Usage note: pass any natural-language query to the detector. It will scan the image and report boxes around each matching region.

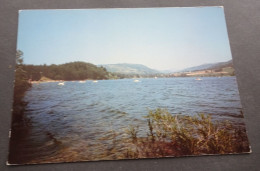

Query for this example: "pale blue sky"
[17,7,232,70]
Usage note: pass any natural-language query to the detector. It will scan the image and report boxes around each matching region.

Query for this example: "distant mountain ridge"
[180,60,233,72]
[100,60,233,76]
[100,63,160,75]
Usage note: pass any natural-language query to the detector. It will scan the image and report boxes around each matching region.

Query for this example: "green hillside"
[23,61,110,81]
[172,60,235,77]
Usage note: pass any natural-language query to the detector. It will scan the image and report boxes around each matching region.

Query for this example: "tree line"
[23,61,110,81]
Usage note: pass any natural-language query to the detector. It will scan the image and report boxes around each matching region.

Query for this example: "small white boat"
[79,80,86,83]
[58,82,65,86]
[134,79,140,82]
[154,77,158,79]
[93,80,98,83]
[195,78,202,81]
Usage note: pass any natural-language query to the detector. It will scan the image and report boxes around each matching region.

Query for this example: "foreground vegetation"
[124,108,250,158]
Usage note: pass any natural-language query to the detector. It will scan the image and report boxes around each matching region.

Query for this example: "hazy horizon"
[17,7,232,70]
[17,59,232,72]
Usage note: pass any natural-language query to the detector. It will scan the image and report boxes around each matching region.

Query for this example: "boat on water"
[58,82,65,86]
[78,80,86,83]
[134,79,140,82]
[195,78,202,81]
[93,80,98,83]
[154,77,158,79]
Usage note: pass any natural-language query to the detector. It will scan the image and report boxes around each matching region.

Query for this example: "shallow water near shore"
[9,77,247,164]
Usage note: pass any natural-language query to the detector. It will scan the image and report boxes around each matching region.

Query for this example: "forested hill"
[23,61,110,81]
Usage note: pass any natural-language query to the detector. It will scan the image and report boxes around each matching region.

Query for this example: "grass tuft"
[125,108,250,158]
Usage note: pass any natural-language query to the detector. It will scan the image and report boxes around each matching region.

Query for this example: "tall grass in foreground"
[125,108,250,158]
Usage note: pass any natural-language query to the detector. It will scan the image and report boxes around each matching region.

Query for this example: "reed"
[125,108,250,158]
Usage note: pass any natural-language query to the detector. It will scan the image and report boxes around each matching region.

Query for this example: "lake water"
[12,77,245,163]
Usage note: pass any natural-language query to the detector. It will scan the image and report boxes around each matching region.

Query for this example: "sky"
[17,7,232,70]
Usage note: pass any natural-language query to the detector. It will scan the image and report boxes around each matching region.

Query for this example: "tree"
[13,50,31,104]
[16,50,24,64]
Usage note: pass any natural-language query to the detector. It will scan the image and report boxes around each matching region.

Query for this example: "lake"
[12,77,245,163]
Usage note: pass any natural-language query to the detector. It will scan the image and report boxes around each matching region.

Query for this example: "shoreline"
[31,75,235,84]
[31,79,93,84]
[9,108,250,164]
